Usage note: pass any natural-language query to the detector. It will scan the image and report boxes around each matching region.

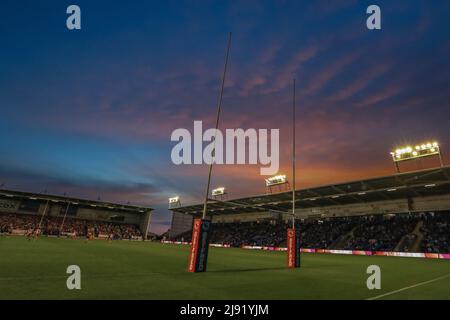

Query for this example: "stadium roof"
[0,189,153,214]
[171,166,450,216]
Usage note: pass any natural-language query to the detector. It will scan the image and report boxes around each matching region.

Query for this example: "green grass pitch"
[1,236,449,300]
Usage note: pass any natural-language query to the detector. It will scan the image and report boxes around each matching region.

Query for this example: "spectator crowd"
[421,213,450,253]
[341,214,419,251]
[0,212,142,240]
[3,210,448,252]
[173,212,450,253]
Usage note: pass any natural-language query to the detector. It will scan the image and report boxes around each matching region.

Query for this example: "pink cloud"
[300,49,363,96]
[332,63,391,101]
[264,45,320,95]
[357,84,403,108]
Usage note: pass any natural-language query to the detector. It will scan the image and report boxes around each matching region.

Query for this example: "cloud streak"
[1,1,450,234]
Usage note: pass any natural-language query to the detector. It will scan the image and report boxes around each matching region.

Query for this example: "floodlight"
[265,174,287,187]
[390,140,444,172]
[169,196,180,204]
[390,141,440,162]
[212,187,226,196]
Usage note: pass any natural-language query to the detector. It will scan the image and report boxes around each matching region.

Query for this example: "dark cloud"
[0,166,161,206]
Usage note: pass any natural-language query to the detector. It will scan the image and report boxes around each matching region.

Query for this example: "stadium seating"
[341,214,419,251]
[0,212,142,239]
[421,213,450,253]
[172,212,450,253]
[3,210,449,253]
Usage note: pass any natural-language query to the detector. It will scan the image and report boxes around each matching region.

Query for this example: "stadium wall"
[139,211,152,237]
[44,204,143,225]
[212,211,278,223]
[169,212,193,238]
[0,199,19,212]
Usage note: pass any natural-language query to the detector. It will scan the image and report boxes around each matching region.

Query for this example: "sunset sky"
[1,1,450,233]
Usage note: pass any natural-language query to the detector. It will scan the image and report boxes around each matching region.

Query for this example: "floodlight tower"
[390,141,444,173]
[187,33,232,273]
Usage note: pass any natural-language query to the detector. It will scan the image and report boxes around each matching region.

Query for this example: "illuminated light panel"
[390,141,440,162]
[212,187,226,196]
[168,196,180,204]
[265,174,287,187]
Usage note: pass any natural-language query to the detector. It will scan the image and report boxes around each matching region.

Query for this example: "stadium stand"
[421,212,450,253]
[170,166,450,253]
[0,189,153,239]
[341,214,420,251]
[0,213,142,239]
[171,212,449,253]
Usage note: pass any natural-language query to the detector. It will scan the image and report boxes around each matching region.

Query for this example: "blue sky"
[1,1,450,233]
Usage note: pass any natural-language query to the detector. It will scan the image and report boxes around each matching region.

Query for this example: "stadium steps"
[394,235,409,251]
[410,220,424,252]
[329,226,357,249]
[394,220,424,252]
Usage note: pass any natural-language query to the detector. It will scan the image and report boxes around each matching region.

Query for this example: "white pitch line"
[366,274,450,300]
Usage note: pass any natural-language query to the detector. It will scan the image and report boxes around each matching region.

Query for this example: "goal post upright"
[188,32,232,273]
[292,78,296,231]
[287,78,301,268]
